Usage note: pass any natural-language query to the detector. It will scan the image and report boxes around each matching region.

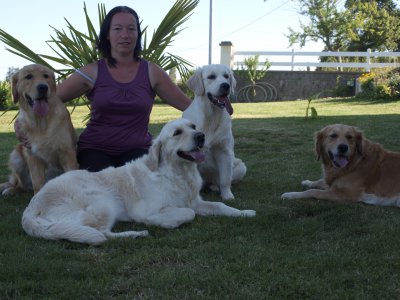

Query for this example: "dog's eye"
[207,74,216,80]
[346,135,353,140]
[223,73,229,79]
[25,74,33,80]
[330,133,338,138]
[43,74,50,79]
[191,124,196,130]
[173,129,182,136]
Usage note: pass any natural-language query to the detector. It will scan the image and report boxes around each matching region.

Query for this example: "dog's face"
[187,64,236,114]
[12,64,56,117]
[146,119,206,171]
[315,124,363,168]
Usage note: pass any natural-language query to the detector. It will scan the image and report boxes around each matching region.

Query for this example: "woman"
[56,6,192,171]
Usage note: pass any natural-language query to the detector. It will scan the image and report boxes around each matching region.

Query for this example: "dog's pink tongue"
[190,150,206,163]
[33,100,49,117]
[334,156,349,168]
[217,96,234,115]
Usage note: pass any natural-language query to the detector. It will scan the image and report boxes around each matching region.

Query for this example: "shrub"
[387,72,400,97]
[335,75,355,97]
[0,80,12,110]
[358,72,375,93]
[375,84,392,99]
[238,55,271,85]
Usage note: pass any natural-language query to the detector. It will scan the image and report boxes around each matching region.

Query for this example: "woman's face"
[108,12,138,55]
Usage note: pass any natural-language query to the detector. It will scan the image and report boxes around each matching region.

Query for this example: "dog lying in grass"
[22,118,256,245]
[282,124,400,207]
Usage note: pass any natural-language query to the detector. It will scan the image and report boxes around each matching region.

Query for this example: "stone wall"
[233,70,363,101]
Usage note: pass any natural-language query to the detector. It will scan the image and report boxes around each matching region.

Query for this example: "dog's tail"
[22,206,107,245]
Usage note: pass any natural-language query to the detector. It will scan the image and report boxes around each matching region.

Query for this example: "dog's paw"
[1,187,17,196]
[301,180,313,188]
[281,192,300,200]
[221,189,235,201]
[138,230,149,237]
[240,210,256,217]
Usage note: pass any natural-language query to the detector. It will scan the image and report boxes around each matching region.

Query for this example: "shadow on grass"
[317,97,400,105]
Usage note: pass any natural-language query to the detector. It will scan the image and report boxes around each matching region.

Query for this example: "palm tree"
[0,0,198,81]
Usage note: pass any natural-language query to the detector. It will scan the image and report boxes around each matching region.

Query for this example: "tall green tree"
[345,1,400,51]
[286,0,350,51]
[287,0,400,52]
[0,0,198,81]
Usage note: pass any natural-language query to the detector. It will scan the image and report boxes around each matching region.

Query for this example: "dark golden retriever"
[282,124,400,207]
[0,64,78,195]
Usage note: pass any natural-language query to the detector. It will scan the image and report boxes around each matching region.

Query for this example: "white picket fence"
[219,42,400,72]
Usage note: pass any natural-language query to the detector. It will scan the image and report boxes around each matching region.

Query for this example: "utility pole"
[208,0,212,64]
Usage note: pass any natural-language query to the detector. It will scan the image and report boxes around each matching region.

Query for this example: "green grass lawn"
[0,98,400,299]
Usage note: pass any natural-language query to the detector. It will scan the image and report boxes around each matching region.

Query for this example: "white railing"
[219,42,400,72]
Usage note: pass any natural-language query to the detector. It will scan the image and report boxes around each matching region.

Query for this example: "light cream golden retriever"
[22,119,256,245]
[0,64,78,195]
[183,64,246,201]
[282,124,400,206]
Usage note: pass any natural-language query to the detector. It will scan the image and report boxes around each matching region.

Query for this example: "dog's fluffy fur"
[0,64,78,195]
[22,119,256,245]
[282,124,400,206]
[183,64,246,200]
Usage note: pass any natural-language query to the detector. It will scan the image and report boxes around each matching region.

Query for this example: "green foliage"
[375,84,392,99]
[386,71,400,97]
[0,0,199,81]
[334,75,355,97]
[288,0,400,52]
[0,80,12,110]
[287,0,350,51]
[238,55,271,85]
[305,91,323,119]
[356,68,400,100]
[345,1,400,51]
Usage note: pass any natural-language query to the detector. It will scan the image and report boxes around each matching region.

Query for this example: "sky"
[0,0,324,80]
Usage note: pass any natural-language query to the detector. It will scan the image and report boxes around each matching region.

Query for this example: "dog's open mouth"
[207,93,234,115]
[178,147,205,163]
[329,151,349,168]
[26,94,49,117]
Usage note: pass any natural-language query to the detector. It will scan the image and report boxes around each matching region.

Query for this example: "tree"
[287,0,400,52]
[286,0,350,52]
[345,1,400,51]
[5,67,19,82]
[0,0,198,81]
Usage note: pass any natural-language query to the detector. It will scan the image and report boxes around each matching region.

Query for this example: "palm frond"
[0,29,53,70]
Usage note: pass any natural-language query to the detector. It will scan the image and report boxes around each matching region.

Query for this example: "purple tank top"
[78,59,155,155]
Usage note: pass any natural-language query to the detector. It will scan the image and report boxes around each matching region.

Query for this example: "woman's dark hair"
[97,6,142,66]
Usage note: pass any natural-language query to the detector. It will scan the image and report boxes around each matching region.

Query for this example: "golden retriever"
[22,119,256,245]
[282,124,400,207]
[0,64,78,195]
[183,64,246,201]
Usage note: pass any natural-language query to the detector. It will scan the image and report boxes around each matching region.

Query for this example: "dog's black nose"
[338,143,348,153]
[220,83,230,93]
[37,84,48,98]
[195,132,205,148]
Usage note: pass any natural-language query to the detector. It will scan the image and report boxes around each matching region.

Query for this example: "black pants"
[77,148,148,172]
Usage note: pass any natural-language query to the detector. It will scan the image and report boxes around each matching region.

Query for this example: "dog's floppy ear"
[11,72,20,104]
[146,139,162,172]
[355,129,363,156]
[229,69,237,94]
[187,68,204,96]
[49,71,57,94]
[314,130,325,161]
